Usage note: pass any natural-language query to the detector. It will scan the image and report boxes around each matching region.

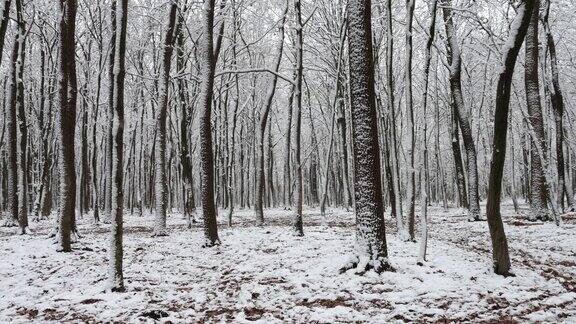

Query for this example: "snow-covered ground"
[1,201,575,323]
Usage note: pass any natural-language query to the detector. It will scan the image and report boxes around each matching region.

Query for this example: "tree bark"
[524,0,549,220]
[109,0,128,292]
[342,0,390,273]
[153,0,178,236]
[255,1,288,225]
[199,0,221,246]
[57,0,79,252]
[293,0,304,237]
[486,0,534,275]
[441,0,481,220]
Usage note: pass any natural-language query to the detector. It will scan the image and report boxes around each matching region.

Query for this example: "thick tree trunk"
[486,0,534,275]
[109,0,128,292]
[57,0,79,252]
[524,0,549,220]
[342,0,390,274]
[15,0,27,234]
[199,0,220,247]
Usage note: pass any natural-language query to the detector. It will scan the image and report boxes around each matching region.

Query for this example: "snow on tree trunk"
[198,0,221,247]
[0,0,11,64]
[441,0,481,221]
[4,14,19,228]
[153,0,178,237]
[57,0,79,252]
[109,0,128,292]
[342,0,390,274]
[293,0,304,237]
[525,0,550,221]
[16,0,28,234]
[404,0,417,241]
[255,1,287,225]
[486,0,535,276]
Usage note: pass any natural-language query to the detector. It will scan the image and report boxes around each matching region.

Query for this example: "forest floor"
[0,201,575,323]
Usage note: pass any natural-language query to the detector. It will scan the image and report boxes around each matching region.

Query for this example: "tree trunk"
[255,1,287,225]
[524,0,549,220]
[293,0,304,237]
[57,0,79,252]
[342,0,390,274]
[486,0,534,275]
[542,0,571,211]
[199,0,220,247]
[109,0,128,292]
[441,0,481,221]
[404,0,416,241]
[153,0,178,236]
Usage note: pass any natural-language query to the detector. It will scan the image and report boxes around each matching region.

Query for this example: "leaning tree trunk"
[441,0,481,221]
[524,0,549,221]
[198,0,220,247]
[153,0,178,236]
[57,0,79,252]
[342,0,390,274]
[293,0,304,237]
[109,0,128,292]
[450,102,468,208]
[486,0,534,276]
[255,1,287,225]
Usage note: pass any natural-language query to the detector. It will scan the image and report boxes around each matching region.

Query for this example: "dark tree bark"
[255,2,287,225]
[109,0,128,292]
[0,0,11,65]
[57,0,79,252]
[524,0,549,220]
[342,0,390,273]
[441,0,481,220]
[15,0,27,234]
[154,0,178,236]
[404,0,416,241]
[198,0,220,247]
[293,0,304,237]
[541,0,572,211]
[4,2,19,228]
[450,102,468,209]
[486,0,534,275]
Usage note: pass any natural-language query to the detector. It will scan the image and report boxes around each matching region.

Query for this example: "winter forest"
[0,0,575,321]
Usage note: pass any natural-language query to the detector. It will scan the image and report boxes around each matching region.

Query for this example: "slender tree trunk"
[255,2,287,224]
[4,9,19,228]
[418,0,437,262]
[109,0,128,292]
[441,0,481,220]
[153,0,178,236]
[293,0,304,236]
[404,0,416,241]
[16,0,27,234]
[0,0,11,65]
[486,0,534,275]
[450,102,468,208]
[542,0,571,211]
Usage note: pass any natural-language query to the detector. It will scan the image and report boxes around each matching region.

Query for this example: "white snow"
[0,202,575,322]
